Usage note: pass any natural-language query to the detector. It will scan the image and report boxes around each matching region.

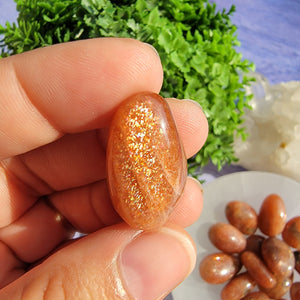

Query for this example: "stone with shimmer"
[107,92,187,230]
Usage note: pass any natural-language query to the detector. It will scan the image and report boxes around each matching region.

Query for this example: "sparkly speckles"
[107,92,187,230]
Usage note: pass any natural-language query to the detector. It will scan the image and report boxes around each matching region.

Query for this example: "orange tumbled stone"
[107,92,187,230]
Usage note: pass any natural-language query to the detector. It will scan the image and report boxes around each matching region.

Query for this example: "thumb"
[0,223,196,300]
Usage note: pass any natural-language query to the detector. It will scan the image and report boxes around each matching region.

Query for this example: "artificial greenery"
[0,0,255,174]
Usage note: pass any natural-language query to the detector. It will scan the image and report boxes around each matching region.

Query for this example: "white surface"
[173,171,300,300]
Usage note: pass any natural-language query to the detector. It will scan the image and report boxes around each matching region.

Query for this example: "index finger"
[0,38,163,160]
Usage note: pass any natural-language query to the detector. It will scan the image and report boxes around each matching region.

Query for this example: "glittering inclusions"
[107,92,187,230]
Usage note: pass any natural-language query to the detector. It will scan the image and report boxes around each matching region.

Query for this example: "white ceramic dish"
[172,171,300,300]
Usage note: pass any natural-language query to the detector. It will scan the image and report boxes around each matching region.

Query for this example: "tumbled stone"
[241,251,276,289]
[107,92,187,230]
[258,194,287,237]
[208,222,246,253]
[282,216,300,249]
[261,237,295,278]
[199,252,241,284]
[225,201,258,235]
[291,282,300,300]
[221,272,257,300]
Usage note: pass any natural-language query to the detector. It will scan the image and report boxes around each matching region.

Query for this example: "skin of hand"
[0,38,208,300]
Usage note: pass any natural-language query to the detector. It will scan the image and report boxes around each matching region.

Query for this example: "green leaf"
[0,0,254,176]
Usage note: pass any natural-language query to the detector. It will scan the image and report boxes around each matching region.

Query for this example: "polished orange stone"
[107,92,187,230]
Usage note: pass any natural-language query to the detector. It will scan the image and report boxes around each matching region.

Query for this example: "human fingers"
[167,98,208,158]
[0,37,163,160]
[168,177,204,227]
[0,175,202,263]
[3,98,207,191]
[0,241,25,288]
[0,37,162,227]
[0,98,207,227]
[0,200,73,263]
[0,223,196,300]
[49,176,203,234]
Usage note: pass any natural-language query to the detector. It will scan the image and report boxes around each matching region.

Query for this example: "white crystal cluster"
[234,72,300,182]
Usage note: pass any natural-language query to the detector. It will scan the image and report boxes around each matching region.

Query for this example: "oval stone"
[107,92,187,230]
[221,272,257,300]
[261,237,295,278]
[241,251,276,289]
[225,201,258,235]
[282,216,300,249]
[291,282,300,300]
[258,194,287,237]
[199,252,241,284]
[208,222,247,253]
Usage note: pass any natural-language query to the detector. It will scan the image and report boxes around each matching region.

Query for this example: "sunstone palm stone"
[107,92,187,230]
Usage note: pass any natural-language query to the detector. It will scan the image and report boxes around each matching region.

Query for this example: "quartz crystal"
[107,92,187,230]
[234,72,300,181]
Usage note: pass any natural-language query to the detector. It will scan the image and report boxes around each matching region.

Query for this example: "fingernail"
[120,227,196,300]
[183,99,204,112]
[143,42,160,57]
[189,176,203,193]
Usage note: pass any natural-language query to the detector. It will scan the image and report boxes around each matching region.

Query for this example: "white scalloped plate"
[172,171,300,300]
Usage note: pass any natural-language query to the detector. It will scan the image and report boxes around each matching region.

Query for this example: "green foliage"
[0,0,255,173]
